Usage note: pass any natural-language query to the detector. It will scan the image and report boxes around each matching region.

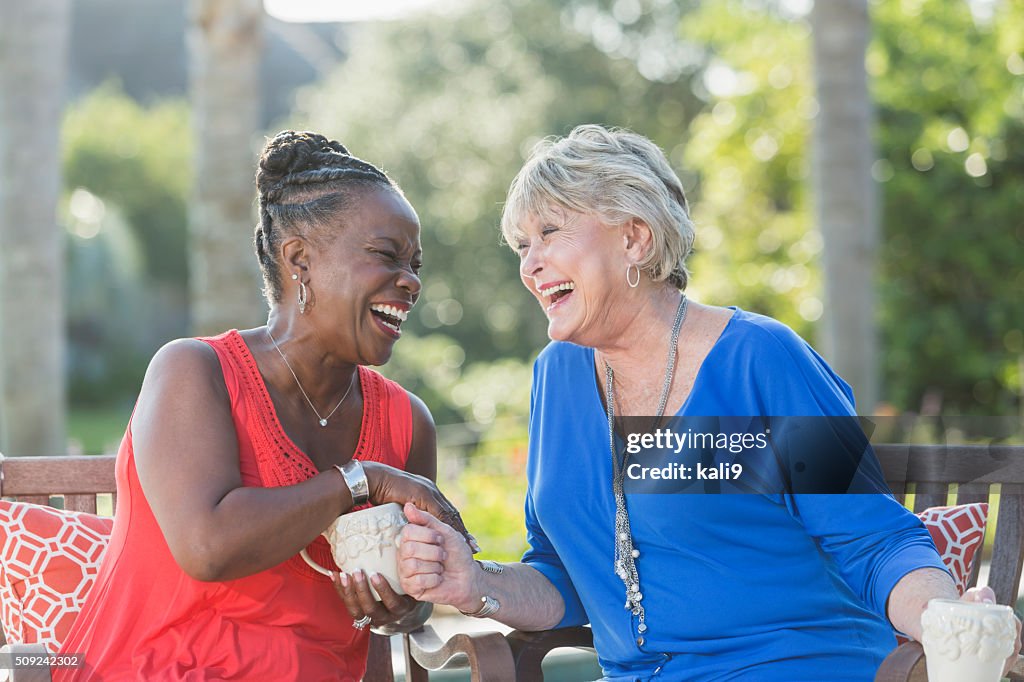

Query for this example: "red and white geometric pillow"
[917,502,988,595]
[0,500,112,652]
[886,502,989,645]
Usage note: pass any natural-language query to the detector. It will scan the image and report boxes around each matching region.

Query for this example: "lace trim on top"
[219,330,391,579]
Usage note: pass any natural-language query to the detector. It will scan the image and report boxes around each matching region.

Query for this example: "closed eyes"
[372,248,421,273]
[516,226,559,253]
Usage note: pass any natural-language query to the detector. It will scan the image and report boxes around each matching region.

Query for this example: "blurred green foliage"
[681,3,821,334]
[675,0,1024,415]
[62,82,192,404]
[68,405,130,455]
[870,0,1024,414]
[63,81,191,283]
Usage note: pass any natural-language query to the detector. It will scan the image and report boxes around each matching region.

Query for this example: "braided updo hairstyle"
[254,130,398,304]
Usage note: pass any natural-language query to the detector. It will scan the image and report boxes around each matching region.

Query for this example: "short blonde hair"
[501,124,694,290]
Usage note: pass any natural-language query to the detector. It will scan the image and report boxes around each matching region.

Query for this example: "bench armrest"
[505,626,594,682]
[875,640,1024,682]
[874,641,925,681]
[404,624,515,681]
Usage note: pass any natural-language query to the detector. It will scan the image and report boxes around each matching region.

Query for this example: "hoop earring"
[297,280,309,314]
[626,263,641,288]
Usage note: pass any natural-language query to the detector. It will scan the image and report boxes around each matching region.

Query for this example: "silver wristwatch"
[336,460,369,506]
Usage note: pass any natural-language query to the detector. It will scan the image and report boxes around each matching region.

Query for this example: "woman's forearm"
[886,567,958,640]
[458,562,566,631]
[181,470,351,581]
[399,505,567,630]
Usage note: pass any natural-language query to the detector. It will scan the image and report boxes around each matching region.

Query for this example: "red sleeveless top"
[55,330,413,681]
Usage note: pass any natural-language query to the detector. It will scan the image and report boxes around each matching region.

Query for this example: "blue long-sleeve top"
[521,308,946,681]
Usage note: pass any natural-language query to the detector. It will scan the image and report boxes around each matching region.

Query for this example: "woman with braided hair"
[54,131,473,681]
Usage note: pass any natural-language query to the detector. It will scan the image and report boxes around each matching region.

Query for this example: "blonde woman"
[396,125,1021,681]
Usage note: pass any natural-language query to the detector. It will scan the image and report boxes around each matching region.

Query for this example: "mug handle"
[299,548,333,577]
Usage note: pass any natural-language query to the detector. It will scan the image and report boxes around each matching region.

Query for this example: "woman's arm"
[133,339,351,582]
[404,392,437,481]
[133,340,466,583]
[399,504,565,631]
[885,567,958,640]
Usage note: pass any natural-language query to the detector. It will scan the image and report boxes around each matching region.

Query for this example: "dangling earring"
[293,273,309,314]
[626,263,641,288]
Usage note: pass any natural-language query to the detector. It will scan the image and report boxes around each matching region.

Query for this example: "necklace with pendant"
[267,328,355,427]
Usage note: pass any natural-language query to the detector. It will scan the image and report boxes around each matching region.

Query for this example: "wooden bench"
[0,453,516,682]
[505,443,1024,682]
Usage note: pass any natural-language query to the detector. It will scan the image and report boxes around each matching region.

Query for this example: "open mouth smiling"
[539,281,575,312]
[370,303,409,337]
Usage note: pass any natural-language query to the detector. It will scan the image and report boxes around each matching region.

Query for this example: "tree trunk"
[0,0,70,457]
[810,0,880,412]
[187,0,266,336]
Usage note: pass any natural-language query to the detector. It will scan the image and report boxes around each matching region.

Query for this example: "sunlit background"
[2,0,1023,566]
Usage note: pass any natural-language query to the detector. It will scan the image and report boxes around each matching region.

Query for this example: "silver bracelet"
[335,460,369,506]
[459,595,500,618]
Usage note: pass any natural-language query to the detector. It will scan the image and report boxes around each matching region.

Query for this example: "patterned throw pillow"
[917,503,989,595]
[890,503,989,645]
[0,500,112,651]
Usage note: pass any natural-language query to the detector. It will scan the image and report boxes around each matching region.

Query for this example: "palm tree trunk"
[187,0,266,336]
[810,0,880,412]
[0,0,70,456]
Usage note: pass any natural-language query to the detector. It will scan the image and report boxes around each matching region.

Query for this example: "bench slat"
[15,495,50,506]
[989,488,1024,606]
[912,483,948,513]
[1,456,116,497]
[63,494,97,514]
[876,444,1024,485]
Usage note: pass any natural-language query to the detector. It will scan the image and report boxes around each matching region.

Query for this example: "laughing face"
[310,187,422,366]
[516,209,629,346]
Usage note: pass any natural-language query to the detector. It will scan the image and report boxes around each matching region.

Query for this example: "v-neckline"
[589,306,739,420]
[231,329,371,474]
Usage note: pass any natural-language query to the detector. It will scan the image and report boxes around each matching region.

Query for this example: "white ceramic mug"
[921,598,1017,682]
[300,502,408,599]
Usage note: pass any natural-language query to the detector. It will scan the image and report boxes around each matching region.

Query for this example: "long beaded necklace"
[605,294,688,644]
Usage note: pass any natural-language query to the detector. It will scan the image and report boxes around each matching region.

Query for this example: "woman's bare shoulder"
[141,337,227,400]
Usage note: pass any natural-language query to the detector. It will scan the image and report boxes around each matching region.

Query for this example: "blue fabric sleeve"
[754,319,948,621]
[789,494,949,621]
[521,487,589,628]
[519,351,588,628]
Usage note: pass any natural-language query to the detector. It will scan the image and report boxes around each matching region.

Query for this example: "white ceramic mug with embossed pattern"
[921,598,1017,682]
[300,502,408,599]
